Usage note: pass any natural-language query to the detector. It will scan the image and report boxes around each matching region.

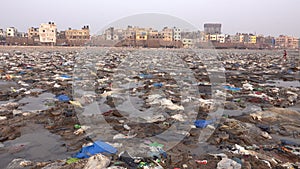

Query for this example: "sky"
[1,0,299,37]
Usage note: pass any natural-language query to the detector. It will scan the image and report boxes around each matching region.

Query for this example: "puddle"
[264,80,300,88]
[0,81,18,92]
[0,124,71,169]
[18,92,55,112]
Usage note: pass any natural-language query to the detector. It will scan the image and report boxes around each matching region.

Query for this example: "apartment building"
[65,26,90,46]
[173,27,181,41]
[161,27,173,41]
[6,27,18,37]
[39,22,57,44]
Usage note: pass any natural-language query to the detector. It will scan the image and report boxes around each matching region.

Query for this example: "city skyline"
[0,0,299,37]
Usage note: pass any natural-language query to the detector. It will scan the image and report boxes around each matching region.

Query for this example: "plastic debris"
[74,140,117,159]
[84,154,110,169]
[55,94,70,102]
[194,119,214,128]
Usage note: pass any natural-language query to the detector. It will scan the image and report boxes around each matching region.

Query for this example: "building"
[173,27,181,41]
[136,28,148,41]
[249,35,257,44]
[28,27,39,39]
[113,29,124,41]
[148,30,163,40]
[276,35,299,49]
[209,34,217,42]
[6,27,18,37]
[0,29,4,37]
[0,29,5,45]
[161,27,173,41]
[182,38,193,48]
[105,27,114,40]
[124,26,136,40]
[217,34,226,43]
[204,23,222,34]
[39,22,57,45]
[65,26,90,46]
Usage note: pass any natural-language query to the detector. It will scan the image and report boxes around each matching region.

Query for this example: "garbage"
[223,85,241,92]
[0,116,7,120]
[74,124,81,129]
[6,158,33,169]
[55,94,70,102]
[153,82,163,88]
[194,119,214,128]
[66,158,80,164]
[70,100,83,107]
[1,48,300,168]
[195,160,208,165]
[84,154,111,169]
[74,140,117,159]
[217,158,242,169]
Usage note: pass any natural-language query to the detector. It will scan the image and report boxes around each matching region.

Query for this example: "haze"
[1,0,299,37]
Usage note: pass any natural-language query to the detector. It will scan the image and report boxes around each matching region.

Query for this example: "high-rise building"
[204,23,222,34]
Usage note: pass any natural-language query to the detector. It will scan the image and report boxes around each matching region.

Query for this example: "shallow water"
[264,80,300,88]
[0,124,72,169]
[18,92,55,112]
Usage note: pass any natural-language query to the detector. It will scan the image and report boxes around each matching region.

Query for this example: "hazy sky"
[1,0,299,37]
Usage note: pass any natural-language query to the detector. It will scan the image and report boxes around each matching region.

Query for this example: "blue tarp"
[55,94,70,102]
[194,119,214,128]
[74,140,117,159]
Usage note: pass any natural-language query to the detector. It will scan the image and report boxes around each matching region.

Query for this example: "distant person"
[283,50,287,60]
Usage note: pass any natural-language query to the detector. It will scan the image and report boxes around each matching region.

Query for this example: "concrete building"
[204,23,222,34]
[124,26,136,40]
[65,26,90,46]
[136,28,148,41]
[173,27,181,41]
[182,38,193,48]
[209,34,217,42]
[28,27,39,39]
[161,27,173,41]
[149,30,163,40]
[0,29,5,37]
[6,27,18,37]
[105,27,114,40]
[0,29,5,45]
[39,22,57,44]
[217,34,226,43]
[113,28,124,41]
[249,35,257,44]
[276,35,299,49]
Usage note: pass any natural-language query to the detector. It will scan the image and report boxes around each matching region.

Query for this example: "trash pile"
[1,47,300,169]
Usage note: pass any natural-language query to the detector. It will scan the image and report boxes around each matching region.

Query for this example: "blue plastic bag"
[61,75,72,79]
[223,85,241,92]
[55,94,70,102]
[153,82,163,88]
[194,119,214,128]
[74,140,117,159]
